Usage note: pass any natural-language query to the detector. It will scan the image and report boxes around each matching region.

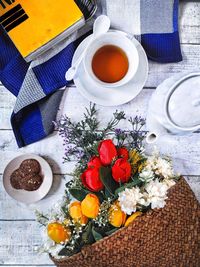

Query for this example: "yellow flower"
[63,218,71,226]
[129,149,145,174]
[138,162,146,173]
[69,201,88,225]
[47,222,71,243]
[81,194,100,219]
[108,201,127,228]
[125,211,142,227]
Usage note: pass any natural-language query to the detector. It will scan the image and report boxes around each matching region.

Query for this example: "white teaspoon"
[65,15,110,81]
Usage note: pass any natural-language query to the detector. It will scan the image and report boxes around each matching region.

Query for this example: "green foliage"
[100,166,118,198]
[35,210,49,226]
[127,116,146,151]
[93,199,112,227]
[81,221,94,245]
[58,247,79,257]
[57,104,126,165]
[69,187,90,201]
[115,177,143,195]
[105,228,118,236]
[92,227,103,241]
[102,110,126,135]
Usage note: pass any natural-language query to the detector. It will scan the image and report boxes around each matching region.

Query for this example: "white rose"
[154,158,174,179]
[118,187,143,215]
[144,179,169,209]
[139,169,154,182]
[145,153,174,179]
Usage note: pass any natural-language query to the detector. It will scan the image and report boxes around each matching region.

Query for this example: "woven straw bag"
[51,177,200,267]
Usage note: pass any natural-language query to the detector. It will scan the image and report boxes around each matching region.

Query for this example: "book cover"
[0,0,86,61]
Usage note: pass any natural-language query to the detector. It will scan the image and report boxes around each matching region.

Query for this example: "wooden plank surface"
[0,174,69,220]
[0,221,53,265]
[0,0,200,266]
[179,1,200,44]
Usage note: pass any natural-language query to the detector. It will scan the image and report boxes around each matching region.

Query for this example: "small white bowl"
[3,154,53,204]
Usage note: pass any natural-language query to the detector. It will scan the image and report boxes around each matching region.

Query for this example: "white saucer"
[3,154,53,204]
[72,30,148,106]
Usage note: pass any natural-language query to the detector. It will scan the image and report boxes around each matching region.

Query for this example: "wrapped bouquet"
[36,105,199,267]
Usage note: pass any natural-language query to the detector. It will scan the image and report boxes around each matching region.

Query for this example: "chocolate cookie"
[20,159,41,175]
[10,169,23,189]
[19,174,43,191]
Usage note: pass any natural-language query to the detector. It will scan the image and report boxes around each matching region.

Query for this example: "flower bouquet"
[36,105,200,267]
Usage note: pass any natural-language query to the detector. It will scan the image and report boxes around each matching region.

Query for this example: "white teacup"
[83,32,139,88]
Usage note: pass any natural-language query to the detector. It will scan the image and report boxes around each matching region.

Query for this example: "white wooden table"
[1,1,200,266]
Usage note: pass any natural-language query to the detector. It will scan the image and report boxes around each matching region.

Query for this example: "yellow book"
[0,0,86,61]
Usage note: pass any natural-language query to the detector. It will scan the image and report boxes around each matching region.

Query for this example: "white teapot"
[146,72,200,143]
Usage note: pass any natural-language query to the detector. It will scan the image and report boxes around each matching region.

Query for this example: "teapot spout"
[146,132,158,144]
[146,121,168,144]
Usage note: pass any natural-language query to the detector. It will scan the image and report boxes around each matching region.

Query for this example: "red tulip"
[98,139,117,166]
[117,147,129,160]
[81,168,104,192]
[112,158,131,183]
[87,156,102,169]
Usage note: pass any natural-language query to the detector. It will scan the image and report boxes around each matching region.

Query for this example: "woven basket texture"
[51,177,200,267]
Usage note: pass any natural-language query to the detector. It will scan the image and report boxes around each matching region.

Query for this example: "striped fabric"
[0,0,182,147]
[104,0,182,62]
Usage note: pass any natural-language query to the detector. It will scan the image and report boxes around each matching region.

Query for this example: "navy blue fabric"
[141,32,182,63]
[173,0,179,32]
[11,104,46,146]
[141,0,182,63]
[0,26,30,96]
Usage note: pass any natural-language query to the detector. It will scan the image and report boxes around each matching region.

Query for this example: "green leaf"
[69,187,90,201]
[95,191,105,202]
[105,188,112,198]
[58,247,78,257]
[115,178,142,196]
[92,227,103,241]
[105,228,118,236]
[81,221,94,245]
[100,166,118,197]
[69,186,105,202]
[61,206,69,216]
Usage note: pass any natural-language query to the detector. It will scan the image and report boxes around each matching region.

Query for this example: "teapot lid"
[167,73,200,128]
